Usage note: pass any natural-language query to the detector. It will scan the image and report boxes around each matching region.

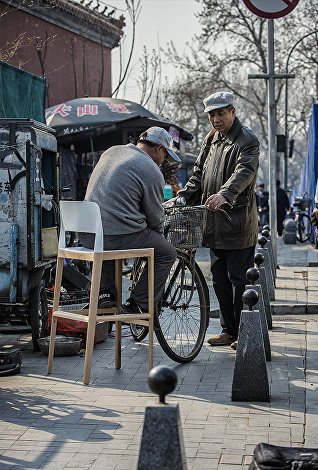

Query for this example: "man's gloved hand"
[310,207,318,225]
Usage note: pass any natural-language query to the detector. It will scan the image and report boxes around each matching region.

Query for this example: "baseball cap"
[203,91,234,113]
[139,126,181,163]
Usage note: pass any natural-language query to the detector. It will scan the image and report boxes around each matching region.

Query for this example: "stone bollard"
[257,236,275,301]
[246,267,271,361]
[137,365,187,470]
[232,289,270,402]
[282,218,297,244]
[254,252,272,330]
[261,229,276,285]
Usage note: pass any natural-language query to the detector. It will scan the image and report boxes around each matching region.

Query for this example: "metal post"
[284,77,289,190]
[90,136,97,168]
[267,20,277,261]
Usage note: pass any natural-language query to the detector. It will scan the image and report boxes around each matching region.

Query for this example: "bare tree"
[112,0,141,97]
[138,47,160,107]
[0,0,56,63]
[160,0,318,189]
[0,32,31,63]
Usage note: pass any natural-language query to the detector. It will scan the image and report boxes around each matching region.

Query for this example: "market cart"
[0,118,59,350]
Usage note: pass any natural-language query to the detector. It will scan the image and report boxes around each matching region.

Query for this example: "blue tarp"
[298,102,318,244]
[298,102,318,206]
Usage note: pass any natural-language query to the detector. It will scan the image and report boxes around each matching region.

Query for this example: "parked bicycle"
[129,198,211,363]
[293,194,312,243]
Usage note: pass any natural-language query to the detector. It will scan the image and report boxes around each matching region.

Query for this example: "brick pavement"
[272,237,318,314]
[0,239,317,469]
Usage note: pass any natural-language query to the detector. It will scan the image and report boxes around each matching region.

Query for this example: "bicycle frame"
[129,203,211,362]
[161,249,198,309]
[129,249,199,308]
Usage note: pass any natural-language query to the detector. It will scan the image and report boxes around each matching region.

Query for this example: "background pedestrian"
[276,179,290,236]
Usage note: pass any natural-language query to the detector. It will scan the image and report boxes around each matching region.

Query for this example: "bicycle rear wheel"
[155,251,209,363]
[296,214,312,243]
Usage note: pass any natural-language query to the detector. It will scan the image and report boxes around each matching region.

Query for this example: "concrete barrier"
[232,289,270,402]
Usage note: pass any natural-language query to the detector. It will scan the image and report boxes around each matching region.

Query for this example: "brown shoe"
[230,340,238,350]
[207,332,235,346]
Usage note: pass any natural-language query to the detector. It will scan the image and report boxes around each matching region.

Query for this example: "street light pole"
[267,20,277,259]
[248,23,294,257]
[284,30,318,190]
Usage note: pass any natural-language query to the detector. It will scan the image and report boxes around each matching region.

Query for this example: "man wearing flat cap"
[178,91,259,348]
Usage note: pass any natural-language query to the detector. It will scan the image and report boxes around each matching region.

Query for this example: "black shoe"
[121,298,143,314]
[98,290,116,308]
[121,298,160,331]
[82,289,116,312]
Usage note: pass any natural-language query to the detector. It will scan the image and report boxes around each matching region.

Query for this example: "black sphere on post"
[258,235,267,248]
[254,252,265,267]
[263,224,270,232]
[242,289,259,311]
[148,365,178,404]
[246,267,260,285]
[261,229,270,239]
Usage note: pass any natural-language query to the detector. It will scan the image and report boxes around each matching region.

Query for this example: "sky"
[110,0,202,102]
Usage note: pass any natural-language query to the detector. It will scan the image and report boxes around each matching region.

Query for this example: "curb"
[210,304,318,318]
[272,303,318,315]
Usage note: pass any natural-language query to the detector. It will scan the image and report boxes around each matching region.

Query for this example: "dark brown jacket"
[178,117,259,249]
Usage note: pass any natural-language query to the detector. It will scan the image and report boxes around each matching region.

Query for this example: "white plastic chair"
[47,201,154,385]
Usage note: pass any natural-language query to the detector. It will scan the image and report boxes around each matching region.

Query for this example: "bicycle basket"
[301,194,312,211]
[164,206,207,249]
[294,195,312,211]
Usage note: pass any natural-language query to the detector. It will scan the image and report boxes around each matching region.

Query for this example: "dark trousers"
[80,228,176,311]
[277,213,286,236]
[210,246,255,338]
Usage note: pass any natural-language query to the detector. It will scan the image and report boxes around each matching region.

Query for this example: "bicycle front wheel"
[296,214,312,243]
[155,251,209,363]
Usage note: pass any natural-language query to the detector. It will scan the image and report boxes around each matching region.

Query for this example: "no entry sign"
[243,0,300,19]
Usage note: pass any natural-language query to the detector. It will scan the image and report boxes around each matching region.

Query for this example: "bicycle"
[129,202,211,363]
[293,195,312,243]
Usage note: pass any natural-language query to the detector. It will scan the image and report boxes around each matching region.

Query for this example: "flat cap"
[203,91,234,113]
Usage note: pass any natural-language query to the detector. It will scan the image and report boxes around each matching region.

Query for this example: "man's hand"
[205,193,227,211]
[310,208,318,226]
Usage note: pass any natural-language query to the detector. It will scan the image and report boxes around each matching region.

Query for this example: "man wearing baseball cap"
[81,126,178,318]
[177,91,260,349]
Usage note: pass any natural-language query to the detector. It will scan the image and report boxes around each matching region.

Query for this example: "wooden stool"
[47,201,154,385]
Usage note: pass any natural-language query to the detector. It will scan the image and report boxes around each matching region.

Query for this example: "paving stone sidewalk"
[0,239,317,469]
[196,237,318,315]
[272,237,318,314]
